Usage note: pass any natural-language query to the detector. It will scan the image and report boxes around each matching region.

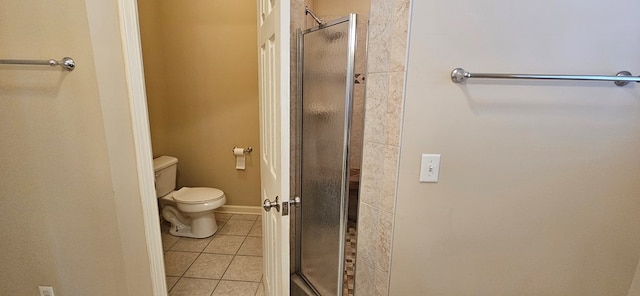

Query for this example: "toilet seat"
[173,187,225,204]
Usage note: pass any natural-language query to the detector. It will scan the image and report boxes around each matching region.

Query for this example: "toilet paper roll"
[234,147,246,170]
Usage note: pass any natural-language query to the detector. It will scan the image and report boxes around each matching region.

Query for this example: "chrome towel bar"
[0,57,75,71]
[451,68,640,87]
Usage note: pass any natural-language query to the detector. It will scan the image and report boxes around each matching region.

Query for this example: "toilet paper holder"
[233,146,253,154]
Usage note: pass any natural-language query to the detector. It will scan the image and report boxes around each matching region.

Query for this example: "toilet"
[153,156,226,238]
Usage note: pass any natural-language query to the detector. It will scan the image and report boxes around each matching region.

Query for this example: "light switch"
[419,154,441,183]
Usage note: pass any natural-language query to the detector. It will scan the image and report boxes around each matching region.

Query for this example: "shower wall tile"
[367,0,393,73]
[390,0,411,73]
[350,84,366,169]
[381,145,400,212]
[363,72,405,147]
[385,72,405,146]
[356,0,410,295]
[360,143,399,213]
[356,16,369,75]
[360,142,384,207]
[357,202,376,266]
[363,73,390,145]
[354,260,390,296]
[367,0,411,74]
[357,202,394,272]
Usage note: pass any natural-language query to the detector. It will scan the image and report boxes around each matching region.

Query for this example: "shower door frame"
[293,13,357,296]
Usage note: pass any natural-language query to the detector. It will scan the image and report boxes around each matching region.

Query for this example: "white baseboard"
[215,205,263,215]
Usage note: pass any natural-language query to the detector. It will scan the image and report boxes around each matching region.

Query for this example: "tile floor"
[161,212,265,296]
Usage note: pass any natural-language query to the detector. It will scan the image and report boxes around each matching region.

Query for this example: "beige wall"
[0,0,150,295]
[314,0,370,17]
[390,1,640,295]
[139,0,262,207]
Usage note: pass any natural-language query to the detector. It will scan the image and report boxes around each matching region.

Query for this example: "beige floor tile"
[162,232,180,250]
[164,251,199,276]
[217,220,255,236]
[168,278,218,296]
[170,236,213,252]
[166,276,179,291]
[214,212,233,221]
[212,280,259,296]
[255,283,265,296]
[223,255,263,282]
[203,235,246,254]
[230,214,260,221]
[237,236,263,256]
[248,221,262,237]
[184,253,234,279]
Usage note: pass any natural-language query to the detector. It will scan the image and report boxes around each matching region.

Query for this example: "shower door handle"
[263,196,280,212]
[281,196,301,216]
[289,196,301,207]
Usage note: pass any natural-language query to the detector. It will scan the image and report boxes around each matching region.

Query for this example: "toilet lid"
[173,187,225,204]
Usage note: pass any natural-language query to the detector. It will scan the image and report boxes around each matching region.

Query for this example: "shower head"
[305,6,324,26]
[321,30,344,41]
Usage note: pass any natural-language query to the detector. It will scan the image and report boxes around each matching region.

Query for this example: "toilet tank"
[153,156,178,198]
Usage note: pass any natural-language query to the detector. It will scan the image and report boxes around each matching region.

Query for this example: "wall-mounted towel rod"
[0,57,75,71]
[451,68,640,87]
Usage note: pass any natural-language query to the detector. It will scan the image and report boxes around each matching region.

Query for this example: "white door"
[257,0,290,295]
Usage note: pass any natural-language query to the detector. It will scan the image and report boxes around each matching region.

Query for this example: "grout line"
[218,242,241,282]
[181,252,203,278]
[208,280,219,296]
[237,235,249,256]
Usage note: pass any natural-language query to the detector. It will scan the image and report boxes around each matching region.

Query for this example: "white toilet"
[153,156,226,238]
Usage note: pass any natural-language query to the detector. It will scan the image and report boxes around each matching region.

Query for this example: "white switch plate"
[39,286,55,296]
[420,154,441,183]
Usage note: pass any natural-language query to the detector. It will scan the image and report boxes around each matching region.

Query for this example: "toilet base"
[162,205,219,239]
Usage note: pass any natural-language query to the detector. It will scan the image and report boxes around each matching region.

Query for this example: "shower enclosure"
[291,14,360,296]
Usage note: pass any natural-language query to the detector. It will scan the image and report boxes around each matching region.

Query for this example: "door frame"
[115,1,293,295]
[116,0,169,294]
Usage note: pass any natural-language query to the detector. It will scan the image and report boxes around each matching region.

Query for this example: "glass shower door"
[298,14,357,296]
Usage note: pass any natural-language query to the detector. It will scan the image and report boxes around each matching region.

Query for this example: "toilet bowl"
[154,156,226,238]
